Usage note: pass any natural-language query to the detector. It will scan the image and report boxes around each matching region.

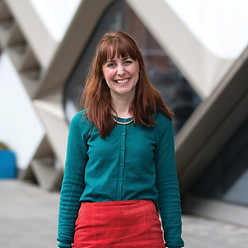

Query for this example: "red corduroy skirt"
[72,199,165,248]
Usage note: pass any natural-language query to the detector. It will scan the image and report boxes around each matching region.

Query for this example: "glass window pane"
[190,120,248,206]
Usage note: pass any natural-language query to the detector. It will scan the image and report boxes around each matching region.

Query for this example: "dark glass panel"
[190,119,248,206]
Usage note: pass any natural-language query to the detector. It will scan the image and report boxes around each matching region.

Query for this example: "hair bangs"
[100,37,138,65]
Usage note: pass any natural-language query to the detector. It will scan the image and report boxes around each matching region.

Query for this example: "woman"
[58,30,184,248]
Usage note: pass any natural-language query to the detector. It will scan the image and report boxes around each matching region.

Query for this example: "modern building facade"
[0,0,247,227]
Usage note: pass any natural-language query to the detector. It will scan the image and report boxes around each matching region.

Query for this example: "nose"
[117,64,125,76]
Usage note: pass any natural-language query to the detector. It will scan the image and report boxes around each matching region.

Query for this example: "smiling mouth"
[115,79,129,84]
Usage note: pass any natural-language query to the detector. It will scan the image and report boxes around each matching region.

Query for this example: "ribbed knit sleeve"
[57,111,90,248]
[154,113,184,248]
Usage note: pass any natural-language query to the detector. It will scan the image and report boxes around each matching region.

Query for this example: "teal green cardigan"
[58,110,184,248]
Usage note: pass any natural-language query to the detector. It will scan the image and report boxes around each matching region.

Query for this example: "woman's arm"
[57,112,89,248]
[154,114,184,248]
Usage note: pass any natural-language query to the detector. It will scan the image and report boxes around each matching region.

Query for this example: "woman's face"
[102,55,139,99]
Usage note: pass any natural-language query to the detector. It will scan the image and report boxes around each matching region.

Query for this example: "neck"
[111,93,134,118]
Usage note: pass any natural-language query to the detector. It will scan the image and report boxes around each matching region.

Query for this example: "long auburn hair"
[80,30,173,138]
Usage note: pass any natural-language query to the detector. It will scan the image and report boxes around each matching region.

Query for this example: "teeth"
[116,79,128,84]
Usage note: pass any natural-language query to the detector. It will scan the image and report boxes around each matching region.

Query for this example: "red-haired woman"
[58,30,184,248]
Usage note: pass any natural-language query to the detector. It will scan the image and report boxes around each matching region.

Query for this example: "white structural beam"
[33,90,69,168]
[126,0,235,99]
[35,0,114,98]
[175,45,248,192]
[5,0,58,69]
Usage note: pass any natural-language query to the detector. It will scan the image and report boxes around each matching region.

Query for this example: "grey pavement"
[0,180,248,248]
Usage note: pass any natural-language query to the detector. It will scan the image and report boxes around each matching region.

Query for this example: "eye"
[106,62,116,68]
[123,57,134,65]
[124,60,133,65]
